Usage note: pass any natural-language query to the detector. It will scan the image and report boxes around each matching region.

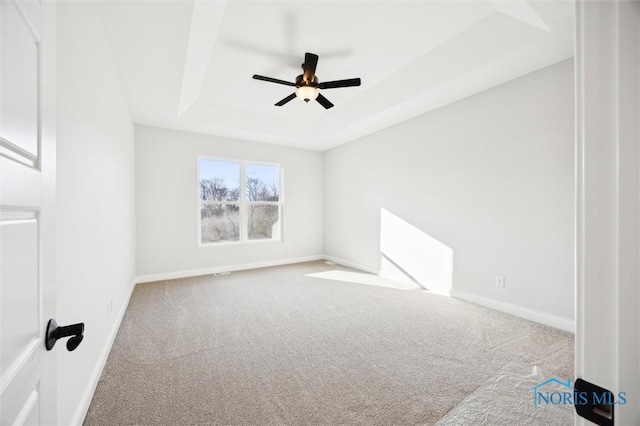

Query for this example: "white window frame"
[197,156,284,247]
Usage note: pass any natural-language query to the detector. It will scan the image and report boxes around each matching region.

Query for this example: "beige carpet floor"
[84,261,574,425]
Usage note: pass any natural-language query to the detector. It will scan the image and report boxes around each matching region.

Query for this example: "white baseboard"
[450,289,575,333]
[135,255,324,284]
[70,278,136,426]
[321,255,380,275]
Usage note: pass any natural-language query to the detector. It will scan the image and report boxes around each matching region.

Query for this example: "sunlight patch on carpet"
[306,270,421,290]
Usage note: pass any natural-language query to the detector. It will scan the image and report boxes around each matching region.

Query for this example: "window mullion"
[280,165,284,241]
[240,161,247,242]
[202,201,236,206]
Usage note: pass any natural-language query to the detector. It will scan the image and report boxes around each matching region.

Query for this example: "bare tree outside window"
[246,163,281,240]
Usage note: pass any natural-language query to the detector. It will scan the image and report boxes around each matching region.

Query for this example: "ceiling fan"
[252,52,361,109]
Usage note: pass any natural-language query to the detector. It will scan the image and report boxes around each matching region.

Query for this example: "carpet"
[84,261,574,425]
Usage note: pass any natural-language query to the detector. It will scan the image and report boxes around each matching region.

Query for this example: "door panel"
[1,211,39,377]
[0,0,39,161]
[1,355,41,425]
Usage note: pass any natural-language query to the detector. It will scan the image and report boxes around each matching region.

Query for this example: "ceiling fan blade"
[316,93,334,109]
[275,93,297,106]
[302,52,319,83]
[318,78,361,89]
[253,74,296,87]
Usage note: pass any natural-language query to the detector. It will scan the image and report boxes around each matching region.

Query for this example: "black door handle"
[574,378,615,426]
[45,318,84,351]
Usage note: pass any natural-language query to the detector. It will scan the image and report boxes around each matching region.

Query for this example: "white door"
[575,0,640,425]
[0,0,57,424]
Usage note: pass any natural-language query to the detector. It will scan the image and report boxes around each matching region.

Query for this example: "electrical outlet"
[106,298,114,318]
[496,276,505,288]
[288,244,293,252]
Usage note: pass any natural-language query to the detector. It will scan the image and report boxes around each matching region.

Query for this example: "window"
[198,158,282,245]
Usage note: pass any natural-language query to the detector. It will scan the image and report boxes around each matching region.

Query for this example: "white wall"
[135,125,323,278]
[56,3,136,424]
[323,59,575,321]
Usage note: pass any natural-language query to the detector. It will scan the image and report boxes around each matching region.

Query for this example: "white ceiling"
[99,0,574,151]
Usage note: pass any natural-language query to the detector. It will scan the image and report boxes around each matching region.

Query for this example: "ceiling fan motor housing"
[295,74,318,87]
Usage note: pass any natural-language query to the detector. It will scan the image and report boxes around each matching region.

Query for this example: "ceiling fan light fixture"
[296,86,319,102]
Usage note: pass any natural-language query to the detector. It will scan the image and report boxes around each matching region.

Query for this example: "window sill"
[198,238,283,248]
